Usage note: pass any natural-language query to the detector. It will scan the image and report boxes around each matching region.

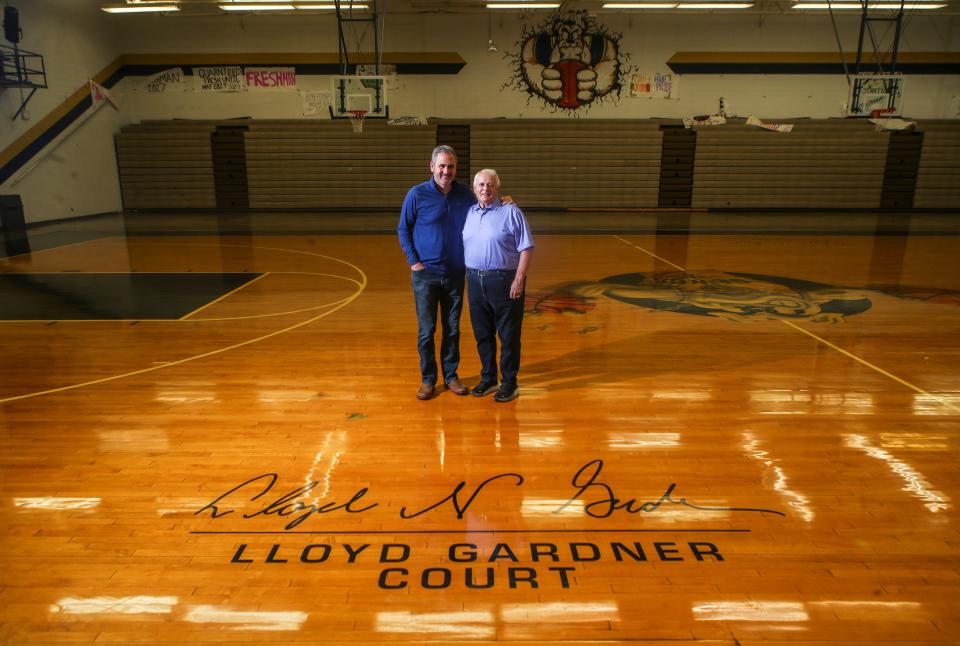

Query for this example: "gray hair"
[473,168,501,188]
[431,145,457,164]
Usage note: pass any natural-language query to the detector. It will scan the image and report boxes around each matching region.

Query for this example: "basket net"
[349,110,368,133]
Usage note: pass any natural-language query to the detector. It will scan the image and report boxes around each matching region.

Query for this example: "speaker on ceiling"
[4,6,21,45]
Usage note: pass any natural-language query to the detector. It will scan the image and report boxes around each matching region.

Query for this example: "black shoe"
[493,383,518,403]
[472,380,498,397]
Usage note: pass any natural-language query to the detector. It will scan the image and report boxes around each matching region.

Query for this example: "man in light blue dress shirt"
[463,169,535,403]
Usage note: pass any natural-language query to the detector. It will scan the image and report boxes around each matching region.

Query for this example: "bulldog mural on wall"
[507,10,630,112]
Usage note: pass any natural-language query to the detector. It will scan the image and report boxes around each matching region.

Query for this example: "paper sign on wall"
[300,91,332,116]
[244,67,297,90]
[197,66,244,92]
[630,72,677,99]
[89,80,120,109]
[142,68,184,93]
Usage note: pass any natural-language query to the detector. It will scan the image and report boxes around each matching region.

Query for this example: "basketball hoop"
[348,110,368,133]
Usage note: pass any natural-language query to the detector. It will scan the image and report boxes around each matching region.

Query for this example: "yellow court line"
[0,294,356,324]
[778,319,960,414]
[0,238,113,263]
[0,273,366,405]
[180,272,271,320]
[0,271,363,323]
[612,235,686,272]
[611,234,959,415]
[0,244,369,405]
[191,295,355,322]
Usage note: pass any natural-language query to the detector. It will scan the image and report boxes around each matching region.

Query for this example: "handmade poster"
[630,72,676,99]
[141,68,184,93]
[197,66,244,92]
[244,67,297,90]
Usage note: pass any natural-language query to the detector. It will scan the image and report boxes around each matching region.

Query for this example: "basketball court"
[1,210,959,644]
[1,0,959,643]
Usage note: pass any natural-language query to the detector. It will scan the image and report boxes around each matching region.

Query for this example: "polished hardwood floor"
[0,212,958,645]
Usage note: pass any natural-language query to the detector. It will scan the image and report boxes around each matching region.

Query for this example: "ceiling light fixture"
[486,3,562,8]
[101,4,180,12]
[792,1,944,7]
[603,3,681,7]
[676,2,754,7]
[220,3,295,10]
[294,3,369,8]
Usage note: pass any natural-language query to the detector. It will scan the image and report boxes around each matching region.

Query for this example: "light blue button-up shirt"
[463,199,535,271]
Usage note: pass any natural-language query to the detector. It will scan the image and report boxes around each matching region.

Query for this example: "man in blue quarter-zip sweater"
[398,145,475,400]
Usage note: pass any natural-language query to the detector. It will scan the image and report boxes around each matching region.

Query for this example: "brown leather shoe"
[445,378,469,396]
[417,383,435,400]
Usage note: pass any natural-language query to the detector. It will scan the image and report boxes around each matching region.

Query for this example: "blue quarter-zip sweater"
[398,179,476,275]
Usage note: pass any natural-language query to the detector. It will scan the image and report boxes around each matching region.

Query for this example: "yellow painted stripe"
[0,57,123,169]
[0,243,368,405]
[668,51,960,64]
[0,270,366,405]
[613,234,686,272]
[0,51,464,176]
[179,271,270,320]
[778,319,960,414]
[613,234,959,415]
[121,52,465,66]
[0,277,360,323]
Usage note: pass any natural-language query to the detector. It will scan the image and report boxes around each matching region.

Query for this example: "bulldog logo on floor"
[507,10,631,112]
[528,270,960,323]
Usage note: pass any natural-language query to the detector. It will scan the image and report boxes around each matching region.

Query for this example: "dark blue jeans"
[466,269,524,387]
[411,269,464,386]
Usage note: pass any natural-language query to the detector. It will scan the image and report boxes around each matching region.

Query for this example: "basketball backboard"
[330,75,388,119]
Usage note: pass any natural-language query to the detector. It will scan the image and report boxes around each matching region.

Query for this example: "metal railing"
[0,44,47,120]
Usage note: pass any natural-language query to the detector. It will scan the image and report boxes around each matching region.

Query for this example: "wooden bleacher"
[244,121,435,209]
[114,118,959,211]
[115,122,217,209]
[914,121,960,209]
[470,120,663,209]
[692,120,889,209]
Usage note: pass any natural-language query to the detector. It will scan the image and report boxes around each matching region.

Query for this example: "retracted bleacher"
[114,118,959,211]
[914,121,960,209]
[243,121,435,209]
[115,121,217,209]
[470,120,662,209]
[692,120,889,209]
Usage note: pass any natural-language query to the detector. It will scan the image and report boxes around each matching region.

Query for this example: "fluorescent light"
[220,3,294,9]
[295,3,369,8]
[604,2,680,6]
[677,2,753,7]
[101,4,179,12]
[486,2,561,7]
[793,1,944,6]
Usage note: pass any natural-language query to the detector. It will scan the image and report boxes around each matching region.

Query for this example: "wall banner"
[244,67,297,90]
[141,68,185,93]
[300,90,332,116]
[630,72,677,100]
[197,66,244,92]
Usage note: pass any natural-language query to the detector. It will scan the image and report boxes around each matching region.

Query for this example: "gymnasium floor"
[1,211,958,645]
